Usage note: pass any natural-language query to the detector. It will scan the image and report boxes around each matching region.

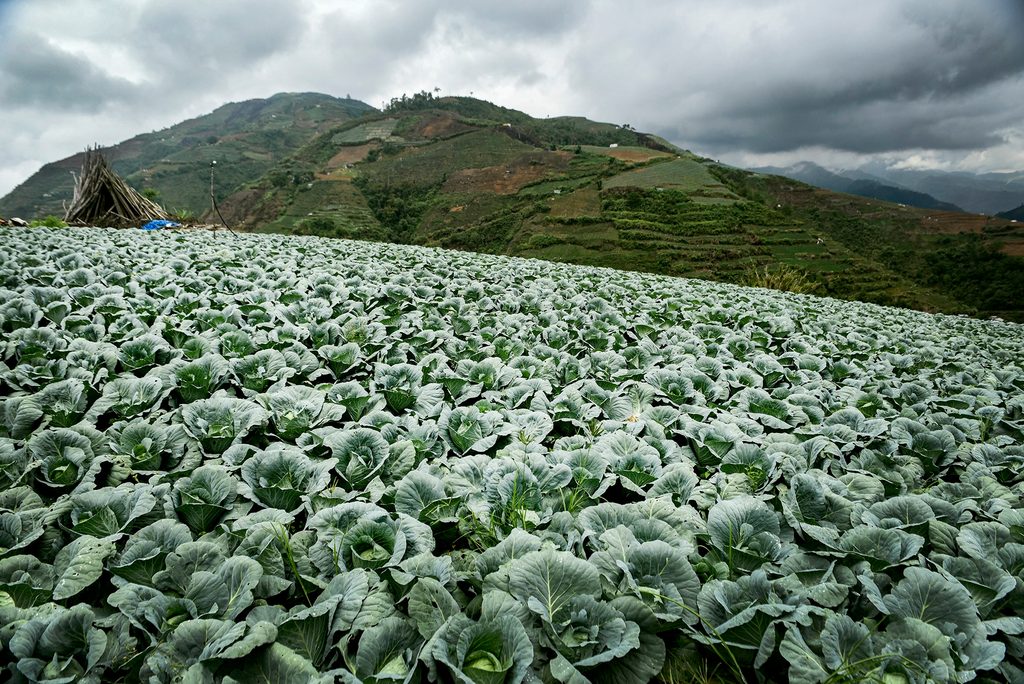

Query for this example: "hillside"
[759,162,1024,216]
[216,95,1024,321]
[715,167,1024,317]
[3,91,1022,321]
[0,92,376,218]
[2,225,1023,683]
[754,162,963,212]
[862,166,1024,216]
[998,203,1024,221]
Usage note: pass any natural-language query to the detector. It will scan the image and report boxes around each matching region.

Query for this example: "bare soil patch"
[443,151,573,195]
[916,211,990,234]
[327,143,377,168]
[998,240,1024,257]
[579,145,671,164]
[415,113,479,140]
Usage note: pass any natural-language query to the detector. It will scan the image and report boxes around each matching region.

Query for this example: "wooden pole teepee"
[64,148,170,227]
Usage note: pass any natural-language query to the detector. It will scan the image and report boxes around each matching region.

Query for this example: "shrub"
[742,263,819,294]
[524,233,564,250]
[296,216,338,236]
[29,215,68,228]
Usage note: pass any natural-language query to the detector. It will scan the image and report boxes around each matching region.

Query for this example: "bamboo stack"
[64,148,170,227]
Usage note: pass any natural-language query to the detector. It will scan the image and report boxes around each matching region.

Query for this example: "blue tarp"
[141,220,181,231]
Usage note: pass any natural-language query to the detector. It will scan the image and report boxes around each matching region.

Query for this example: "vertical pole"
[209,160,233,232]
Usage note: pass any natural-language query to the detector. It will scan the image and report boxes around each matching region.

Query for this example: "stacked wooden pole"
[64,148,170,227]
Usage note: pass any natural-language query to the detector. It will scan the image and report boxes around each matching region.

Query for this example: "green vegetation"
[213,95,1022,318]
[741,263,819,294]
[331,118,400,144]
[2,226,1023,682]
[259,179,386,241]
[919,236,1024,315]
[168,207,196,222]
[5,92,1022,321]
[362,129,534,188]
[27,215,67,228]
[717,168,1024,318]
[516,116,647,147]
[266,162,316,188]
[383,89,442,112]
[819,210,1024,314]
[603,157,740,201]
[388,93,531,124]
[352,176,438,242]
[0,92,375,219]
[295,215,338,236]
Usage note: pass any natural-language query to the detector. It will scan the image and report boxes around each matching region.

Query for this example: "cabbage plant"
[238,444,336,511]
[1,226,1022,683]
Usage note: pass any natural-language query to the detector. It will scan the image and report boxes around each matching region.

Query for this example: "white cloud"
[1,0,1022,199]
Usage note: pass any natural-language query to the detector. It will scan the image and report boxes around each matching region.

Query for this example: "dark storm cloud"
[444,1,577,36]
[2,0,1024,199]
[704,3,1024,153]
[0,35,137,111]
[0,0,309,114]
[664,82,1023,154]
[304,0,577,101]
[566,0,1024,157]
[129,0,307,87]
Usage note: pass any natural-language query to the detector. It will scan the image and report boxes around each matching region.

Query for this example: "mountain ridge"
[754,162,964,212]
[0,92,376,218]
[997,203,1024,221]
[2,91,1022,321]
[758,161,1024,215]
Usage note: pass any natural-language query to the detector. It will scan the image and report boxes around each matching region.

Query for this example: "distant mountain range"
[998,204,1024,221]
[1,91,1022,320]
[864,165,1024,216]
[753,162,963,212]
[757,161,1024,215]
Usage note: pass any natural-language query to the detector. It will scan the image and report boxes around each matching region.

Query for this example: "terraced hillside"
[2,226,1024,683]
[719,168,1024,320]
[4,92,1022,320]
[217,96,1024,320]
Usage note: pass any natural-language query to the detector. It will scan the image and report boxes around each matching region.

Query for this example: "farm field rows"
[602,158,739,201]
[189,100,1023,320]
[1,227,1023,683]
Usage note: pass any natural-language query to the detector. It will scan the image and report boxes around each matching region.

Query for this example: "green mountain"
[858,165,1024,216]
[217,93,1024,321]
[0,92,376,219]
[997,203,1024,221]
[3,91,1022,320]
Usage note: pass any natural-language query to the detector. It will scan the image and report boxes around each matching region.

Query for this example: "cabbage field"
[2,226,1024,684]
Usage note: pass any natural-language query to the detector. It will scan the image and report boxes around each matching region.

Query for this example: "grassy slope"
[714,166,1024,318]
[0,93,376,219]
[8,91,1020,320]
[218,97,1023,320]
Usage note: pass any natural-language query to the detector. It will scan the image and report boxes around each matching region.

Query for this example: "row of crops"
[1,226,1023,683]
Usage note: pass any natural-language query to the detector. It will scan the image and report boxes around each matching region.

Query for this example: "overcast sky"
[2,0,1023,198]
